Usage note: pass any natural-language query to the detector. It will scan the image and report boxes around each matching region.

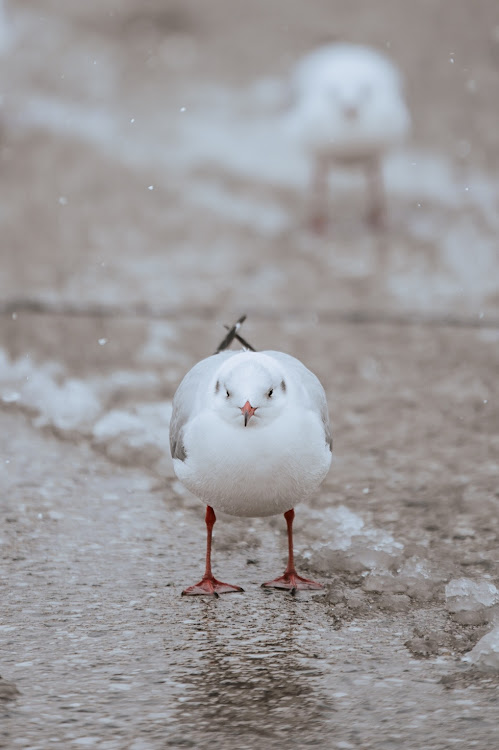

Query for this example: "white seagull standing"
[287,43,410,231]
[170,347,332,596]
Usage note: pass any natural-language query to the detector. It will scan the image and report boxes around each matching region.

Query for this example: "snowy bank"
[464,626,499,672]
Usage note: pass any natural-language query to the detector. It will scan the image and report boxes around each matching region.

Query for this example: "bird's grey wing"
[169,351,237,461]
[265,350,332,451]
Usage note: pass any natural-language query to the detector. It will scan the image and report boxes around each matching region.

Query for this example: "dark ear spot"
[215,380,220,393]
[280,379,286,392]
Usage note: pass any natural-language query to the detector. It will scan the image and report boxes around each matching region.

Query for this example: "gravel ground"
[1,1,499,748]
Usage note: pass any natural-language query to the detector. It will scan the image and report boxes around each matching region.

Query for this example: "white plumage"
[287,43,411,229]
[171,350,331,516]
[170,349,332,595]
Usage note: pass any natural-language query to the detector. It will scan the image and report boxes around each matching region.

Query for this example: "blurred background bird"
[286,43,411,232]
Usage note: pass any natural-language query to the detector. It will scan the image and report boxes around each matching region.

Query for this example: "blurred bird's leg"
[309,155,330,234]
[182,506,244,596]
[366,157,386,230]
[261,508,323,591]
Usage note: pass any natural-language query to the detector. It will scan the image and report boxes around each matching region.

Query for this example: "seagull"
[170,345,332,596]
[287,43,410,231]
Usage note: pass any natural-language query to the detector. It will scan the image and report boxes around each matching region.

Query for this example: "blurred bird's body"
[288,43,410,230]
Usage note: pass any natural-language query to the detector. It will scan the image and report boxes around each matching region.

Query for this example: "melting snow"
[364,557,447,602]
[446,578,499,610]
[0,351,101,433]
[445,578,499,623]
[299,505,404,575]
[463,626,499,672]
[92,402,174,477]
[0,349,171,460]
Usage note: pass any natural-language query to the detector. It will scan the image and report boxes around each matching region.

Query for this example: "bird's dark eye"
[267,388,273,398]
[226,389,231,398]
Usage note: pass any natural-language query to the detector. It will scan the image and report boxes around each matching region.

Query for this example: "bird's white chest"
[174,409,331,517]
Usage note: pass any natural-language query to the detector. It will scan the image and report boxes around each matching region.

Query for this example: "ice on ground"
[29,378,102,433]
[299,505,404,575]
[92,402,174,477]
[0,350,102,433]
[301,503,447,600]
[463,626,499,672]
[445,577,499,624]
[0,350,175,463]
[0,348,178,476]
[446,578,499,609]
[364,557,447,603]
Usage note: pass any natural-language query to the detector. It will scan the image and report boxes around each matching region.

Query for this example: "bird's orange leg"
[182,505,244,597]
[261,508,323,591]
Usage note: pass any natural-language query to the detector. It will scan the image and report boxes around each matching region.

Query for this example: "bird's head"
[211,354,288,427]
[294,44,407,137]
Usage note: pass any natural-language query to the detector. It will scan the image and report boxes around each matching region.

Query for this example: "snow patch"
[0,351,101,433]
[0,349,174,472]
[463,626,499,672]
[92,402,173,476]
[446,578,499,624]
[299,505,404,575]
[364,557,447,603]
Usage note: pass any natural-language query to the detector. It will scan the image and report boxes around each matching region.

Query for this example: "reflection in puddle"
[169,595,336,744]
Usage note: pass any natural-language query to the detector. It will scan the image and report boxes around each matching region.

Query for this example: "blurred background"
[1,0,499,342]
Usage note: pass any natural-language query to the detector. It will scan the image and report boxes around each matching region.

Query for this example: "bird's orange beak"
[241,400,256,426]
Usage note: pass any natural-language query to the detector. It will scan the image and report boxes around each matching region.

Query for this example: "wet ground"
[1,1,499,748]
